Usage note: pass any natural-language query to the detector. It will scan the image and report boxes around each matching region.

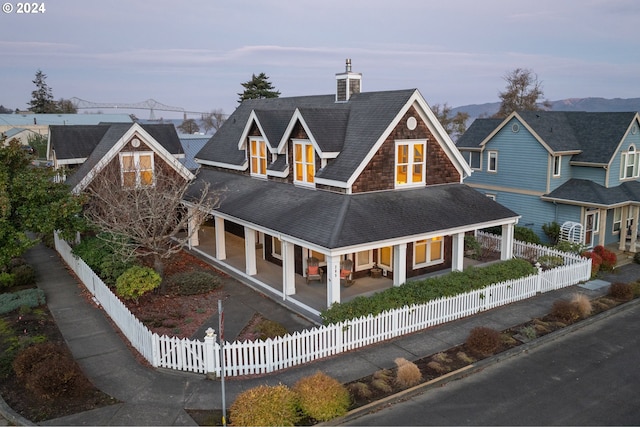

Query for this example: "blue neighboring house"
[456,111,640,251]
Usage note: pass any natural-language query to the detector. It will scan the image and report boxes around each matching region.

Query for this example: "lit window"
[553,155,561,177]
[620,145,639,179]
[119,152,154,187]
[414,237,444,267]
[294,140,315,184]
[379,246,393,270]
[487,151,498,172]
[250,138,267,177]
[396,140,426,187]
[310,250,325,263]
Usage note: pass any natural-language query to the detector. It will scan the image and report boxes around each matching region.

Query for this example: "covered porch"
[187,221,495,319]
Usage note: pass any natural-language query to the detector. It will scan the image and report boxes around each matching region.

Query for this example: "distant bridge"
[70,97,206,120]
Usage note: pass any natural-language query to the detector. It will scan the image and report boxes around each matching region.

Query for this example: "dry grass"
[426,360,449,374]
[394,357,422,388]
[347,382,372,399]
[570,293,592,318]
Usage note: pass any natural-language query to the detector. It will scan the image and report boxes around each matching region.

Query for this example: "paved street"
[348,301,640,426]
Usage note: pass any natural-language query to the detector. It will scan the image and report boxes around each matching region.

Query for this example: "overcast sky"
[1,0,639,120]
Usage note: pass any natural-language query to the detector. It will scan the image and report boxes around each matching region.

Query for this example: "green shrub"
[293,371,351,422]
[166,271,221,296]
[465,327,501,357]
[514,226,541,245]
[0,288,46,314]
[537,255,563,270]
[609,282,633,301]
[115,266,161,302]
[12,342,91,399]
[229,383,300,426]
[72,234,133,285]
[0,272,14,288]
[555,240,586,255]
[11,264,36,287]
[542,222,560,245]
[321,258,536,324]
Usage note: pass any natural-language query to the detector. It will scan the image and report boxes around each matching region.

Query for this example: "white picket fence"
[54,231,591,377]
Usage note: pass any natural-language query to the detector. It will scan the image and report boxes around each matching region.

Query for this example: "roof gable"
[65,123,193,193]
[197,89,470,187]
[459,111,639,165]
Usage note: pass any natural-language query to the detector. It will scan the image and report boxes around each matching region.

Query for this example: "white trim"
[394,139,426,188]
[248,137,268,178]
[413,236,444,268]
[195,158,248,171]
[292,139,316,186]
[73,123,194,193]
[487,150,498,173]
[277,109,339,159]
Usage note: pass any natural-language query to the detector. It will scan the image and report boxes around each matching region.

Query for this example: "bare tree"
[201,109,226,134]
[432,103,469,140]
[494,68,551,118]
[82,161,219,292]
[177,118,200,134]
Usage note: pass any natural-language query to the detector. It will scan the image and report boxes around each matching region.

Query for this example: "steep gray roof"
[543,178,640,207]
[457,111,638,164]
[189,168,519,249]
[61,123,184,190]
[195,89,416,182]
[50,125,111,160]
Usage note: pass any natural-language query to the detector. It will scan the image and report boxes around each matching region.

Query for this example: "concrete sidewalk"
[2,242,633,426]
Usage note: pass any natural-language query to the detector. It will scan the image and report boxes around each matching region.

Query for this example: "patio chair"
[305,257,324,284]
[340,259,355,287]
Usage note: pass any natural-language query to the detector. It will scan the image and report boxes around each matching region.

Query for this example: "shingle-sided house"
[187,61,520,312]
[51,122,193,193]
[456,111,640,251]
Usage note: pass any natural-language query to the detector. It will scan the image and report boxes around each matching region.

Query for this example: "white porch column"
[630,206,638,253]
[451,232,465,272]
[326,255,341,308]
[188,207,200,248]
[501,223,514,260]
[214,216,226,260]
[393,243,407,286]
[598,208,608,247]
[619,206,630,251]
[244,226,257,276]
[282,240,296,296]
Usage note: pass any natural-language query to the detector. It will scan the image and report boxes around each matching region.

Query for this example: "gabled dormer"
[335,59,361,103]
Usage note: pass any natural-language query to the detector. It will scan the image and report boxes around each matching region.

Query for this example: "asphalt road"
[348,302,640,426]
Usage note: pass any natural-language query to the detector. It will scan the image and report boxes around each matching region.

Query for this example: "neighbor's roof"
[0,113,133,126]
[543,178,640,207]
[188,168,520,250]
[50,123,183,161]
[457,111,639,164]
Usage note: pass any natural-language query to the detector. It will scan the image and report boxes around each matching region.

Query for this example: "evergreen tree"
[28,69,56,113]
[238,72,281,103]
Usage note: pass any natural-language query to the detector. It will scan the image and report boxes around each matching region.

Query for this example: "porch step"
[610,247,635,269]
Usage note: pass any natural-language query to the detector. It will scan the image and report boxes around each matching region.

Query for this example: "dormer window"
[249,137,267,177]
[621,145,639,180]
[294,140,315,185]
[395,140,426,187]
[119,152,154,187]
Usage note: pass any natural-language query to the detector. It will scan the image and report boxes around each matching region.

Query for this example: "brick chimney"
[335,59,362,102]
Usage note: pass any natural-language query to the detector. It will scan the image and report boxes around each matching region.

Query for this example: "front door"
[584,211,598,248]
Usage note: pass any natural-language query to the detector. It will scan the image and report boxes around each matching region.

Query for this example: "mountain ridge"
[450,97,640,123]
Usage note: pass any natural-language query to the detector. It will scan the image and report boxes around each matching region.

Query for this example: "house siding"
[466,118,549,192]
[608,130,640,187]
[352,106,460,193]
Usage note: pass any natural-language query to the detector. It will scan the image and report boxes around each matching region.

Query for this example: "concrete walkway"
[2,242,634,425]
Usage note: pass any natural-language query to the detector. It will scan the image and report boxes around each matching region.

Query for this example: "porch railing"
[54,231,591,377]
